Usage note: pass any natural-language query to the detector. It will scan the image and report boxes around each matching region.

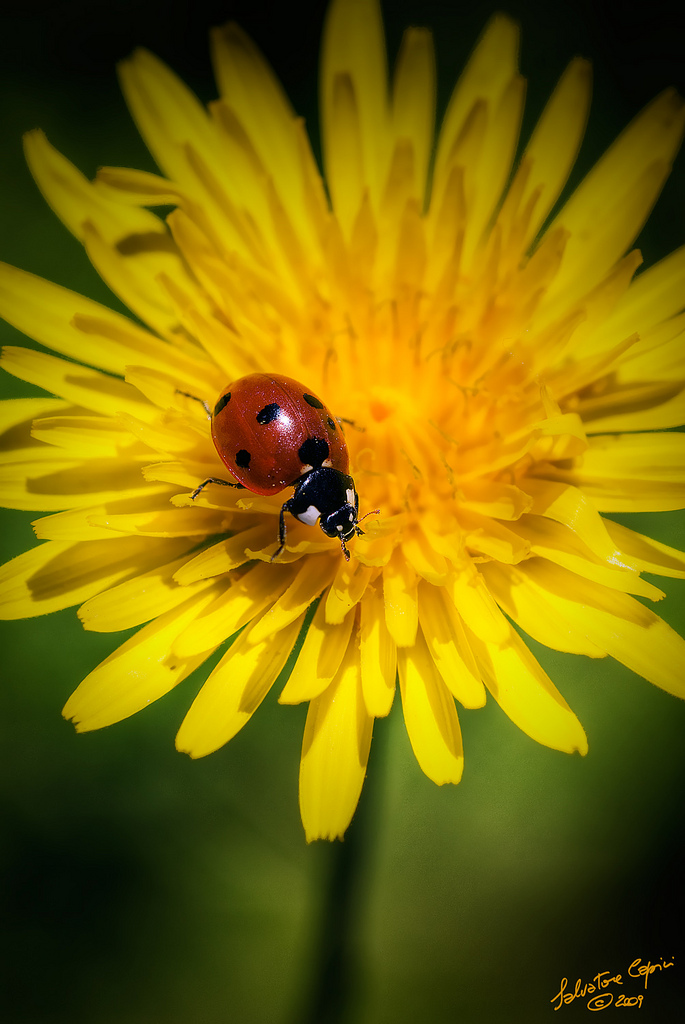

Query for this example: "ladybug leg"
[336,417,365,433]
[339,535,351,561]
[191,478,243,500]
[176,390,211,419]
[271,498,295,562]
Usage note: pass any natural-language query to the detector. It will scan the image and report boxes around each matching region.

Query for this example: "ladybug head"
[319,501,359,559]
[287,466,377,561]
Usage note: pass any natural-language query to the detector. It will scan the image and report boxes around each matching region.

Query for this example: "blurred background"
[1,1,684,1021]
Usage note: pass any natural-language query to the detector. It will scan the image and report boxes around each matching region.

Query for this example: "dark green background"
[1,2,684,1021]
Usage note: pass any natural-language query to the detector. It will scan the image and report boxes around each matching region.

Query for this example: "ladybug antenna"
[356,508,380,528]
[347,508,380,556]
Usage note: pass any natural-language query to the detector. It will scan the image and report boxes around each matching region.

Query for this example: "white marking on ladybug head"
[297,505,321,526]
[346,488,355,505]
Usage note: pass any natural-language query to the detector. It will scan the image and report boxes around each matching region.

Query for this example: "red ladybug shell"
[211,373,349,496]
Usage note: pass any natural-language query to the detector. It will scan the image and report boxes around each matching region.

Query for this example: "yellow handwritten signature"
[550,957,675,1011]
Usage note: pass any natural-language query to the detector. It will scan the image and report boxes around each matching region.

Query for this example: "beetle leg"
[336,417,365,433]
[191,477,243,500]
[272,499,293,561]
[176,390,211,419]
[339,535,351,561]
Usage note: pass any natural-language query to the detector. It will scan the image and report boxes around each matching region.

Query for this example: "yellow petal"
[459,479,533,520]
[117,47,221,192]
[63,588,221,731]
[246,556,338,643]
[87,505,229,538]
[519,559,685,698]
[540,89,685,317]
[383,547,418,646]
[280,599,355,704]
[299,640,373,842]
[463,72,525,265]
[1,345,154,421]
[165,188,267,301]
[551,250,643,359]
[210,22,309,239]
[324,71,366,239]
[599,245,685,351]
[173,302,261,383]
[0,262,209,385]
[30,415,150,459]
[172,523,276,582]
[324,560,374,624]
[78,554,220,632]
[24,129,163,243]
[467,621,588,754]
[0,399,72,467]
[446,558,509,645]
[480,559,606,657]
[95,165,183,205]
[175,613,305,758]
[0,397,66,433]
[604,519,685,579]
[173,561,297,657]
[524,477,633,562]
[0,454,154,512]
[541,433,685,511]
[392,28,436,204]
[397,630,464,785]
[502,57,592,249]
[82,222,183,341]
[104,410,206,459]
[143,458,229,491]
[507,515,663,600]
[0,534,191,620]
[359,582,396,717]
[433,14,519,205]
[31,489,177,540]
[401,527,449,583]
[321,0,389,216]
[461,510,531,564]
[579,380,685,434]
[417,582,485,708]
[614,315,685,382]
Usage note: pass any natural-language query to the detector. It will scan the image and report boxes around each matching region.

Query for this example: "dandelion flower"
[1,0,684,842]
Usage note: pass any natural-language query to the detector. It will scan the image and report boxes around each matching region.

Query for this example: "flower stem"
[297,720,386,1024]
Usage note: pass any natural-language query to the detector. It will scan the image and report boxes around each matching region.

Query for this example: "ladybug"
[192,373,377,560]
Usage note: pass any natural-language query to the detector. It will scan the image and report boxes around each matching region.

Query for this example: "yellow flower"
[1,0,684,842]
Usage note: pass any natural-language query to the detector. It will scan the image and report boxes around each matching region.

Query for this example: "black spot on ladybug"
[214,392,231,417]
[303,393,324,409]
[327,417,336,431]
[298,436,329,467]
[256,402,281,425]
[235,449,251,468]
